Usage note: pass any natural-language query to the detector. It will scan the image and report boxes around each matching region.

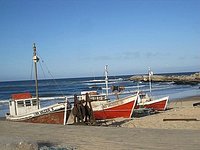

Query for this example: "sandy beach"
[0,96,200,150]
[123,96,200,130]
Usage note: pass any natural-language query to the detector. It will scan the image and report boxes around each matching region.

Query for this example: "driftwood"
[163,118,198,121]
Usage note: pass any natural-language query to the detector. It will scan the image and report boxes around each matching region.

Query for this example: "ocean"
[0,73,200,117]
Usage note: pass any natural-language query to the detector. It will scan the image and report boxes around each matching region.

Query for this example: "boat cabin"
[79,91,108,108]
[80,91,107,101]
[137,92,151,103]
[8,93,39,116]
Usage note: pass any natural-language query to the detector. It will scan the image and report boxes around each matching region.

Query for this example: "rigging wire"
[37,53,65,96]
[38,60,47,79]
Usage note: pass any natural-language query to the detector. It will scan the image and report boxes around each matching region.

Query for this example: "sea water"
[0,73,200,117]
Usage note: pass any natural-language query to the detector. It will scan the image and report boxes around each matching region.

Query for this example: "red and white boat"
[134,68,169,111]
[6,44,71,124]
[92,94,137,120]
[135,92,169,111]
[65,90,137,124]
[81,66,137,120]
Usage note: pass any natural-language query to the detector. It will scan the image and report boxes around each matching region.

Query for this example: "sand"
[122,96,200,130]
[0,96,200,150]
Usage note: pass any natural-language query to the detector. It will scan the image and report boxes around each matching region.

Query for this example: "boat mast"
[105,65,109,99]
[148,67,153,93]
[33,43,40,109]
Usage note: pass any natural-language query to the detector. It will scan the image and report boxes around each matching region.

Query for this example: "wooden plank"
[163,118,198,121]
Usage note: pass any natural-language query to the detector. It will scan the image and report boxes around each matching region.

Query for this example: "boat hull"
[135,96,169,111]
[6,109,71,124]
[24,110,67,124]
[93,95,136,120]
[6,102,71,124]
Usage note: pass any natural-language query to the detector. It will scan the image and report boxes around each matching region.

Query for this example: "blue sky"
[0,0,200,81]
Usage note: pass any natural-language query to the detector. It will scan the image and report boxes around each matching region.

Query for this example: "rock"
[129,72,200,85]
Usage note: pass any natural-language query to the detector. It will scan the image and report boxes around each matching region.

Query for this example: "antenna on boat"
[148,67,153,93]
[33,43,40,109]
[105,65,109,99]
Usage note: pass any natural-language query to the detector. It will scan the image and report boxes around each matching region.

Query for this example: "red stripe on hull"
[144,100,167,111]
[93,100,135,120]
[135,100,167,111]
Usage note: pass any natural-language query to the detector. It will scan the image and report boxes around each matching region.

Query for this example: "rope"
[39,60,47,79]
[37,53,65,96]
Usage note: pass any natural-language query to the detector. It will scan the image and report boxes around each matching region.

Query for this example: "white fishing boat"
[6,43,71,124]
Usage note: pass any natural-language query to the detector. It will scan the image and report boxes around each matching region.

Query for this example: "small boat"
[135,68,169,111]
[6,44,71,124]
[135,91,169,111]
[69,90,137,122]
[80,66,137,120]
[92,94,137,120]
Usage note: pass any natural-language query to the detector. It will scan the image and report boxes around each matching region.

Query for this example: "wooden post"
[63,97,68,125]
[86,93,96,124]
[72,94,84,124]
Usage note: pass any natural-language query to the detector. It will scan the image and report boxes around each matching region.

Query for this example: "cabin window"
[32,99,37,106]
[17,101,24,107]
[91,97,96,100]
[9,101,12,106]
[25,100,31,106]
[140,95,145,99]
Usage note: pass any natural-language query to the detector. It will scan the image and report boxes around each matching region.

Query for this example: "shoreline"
[172,95,200,101]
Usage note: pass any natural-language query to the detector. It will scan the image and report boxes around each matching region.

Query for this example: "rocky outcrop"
[129,72,200,85]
